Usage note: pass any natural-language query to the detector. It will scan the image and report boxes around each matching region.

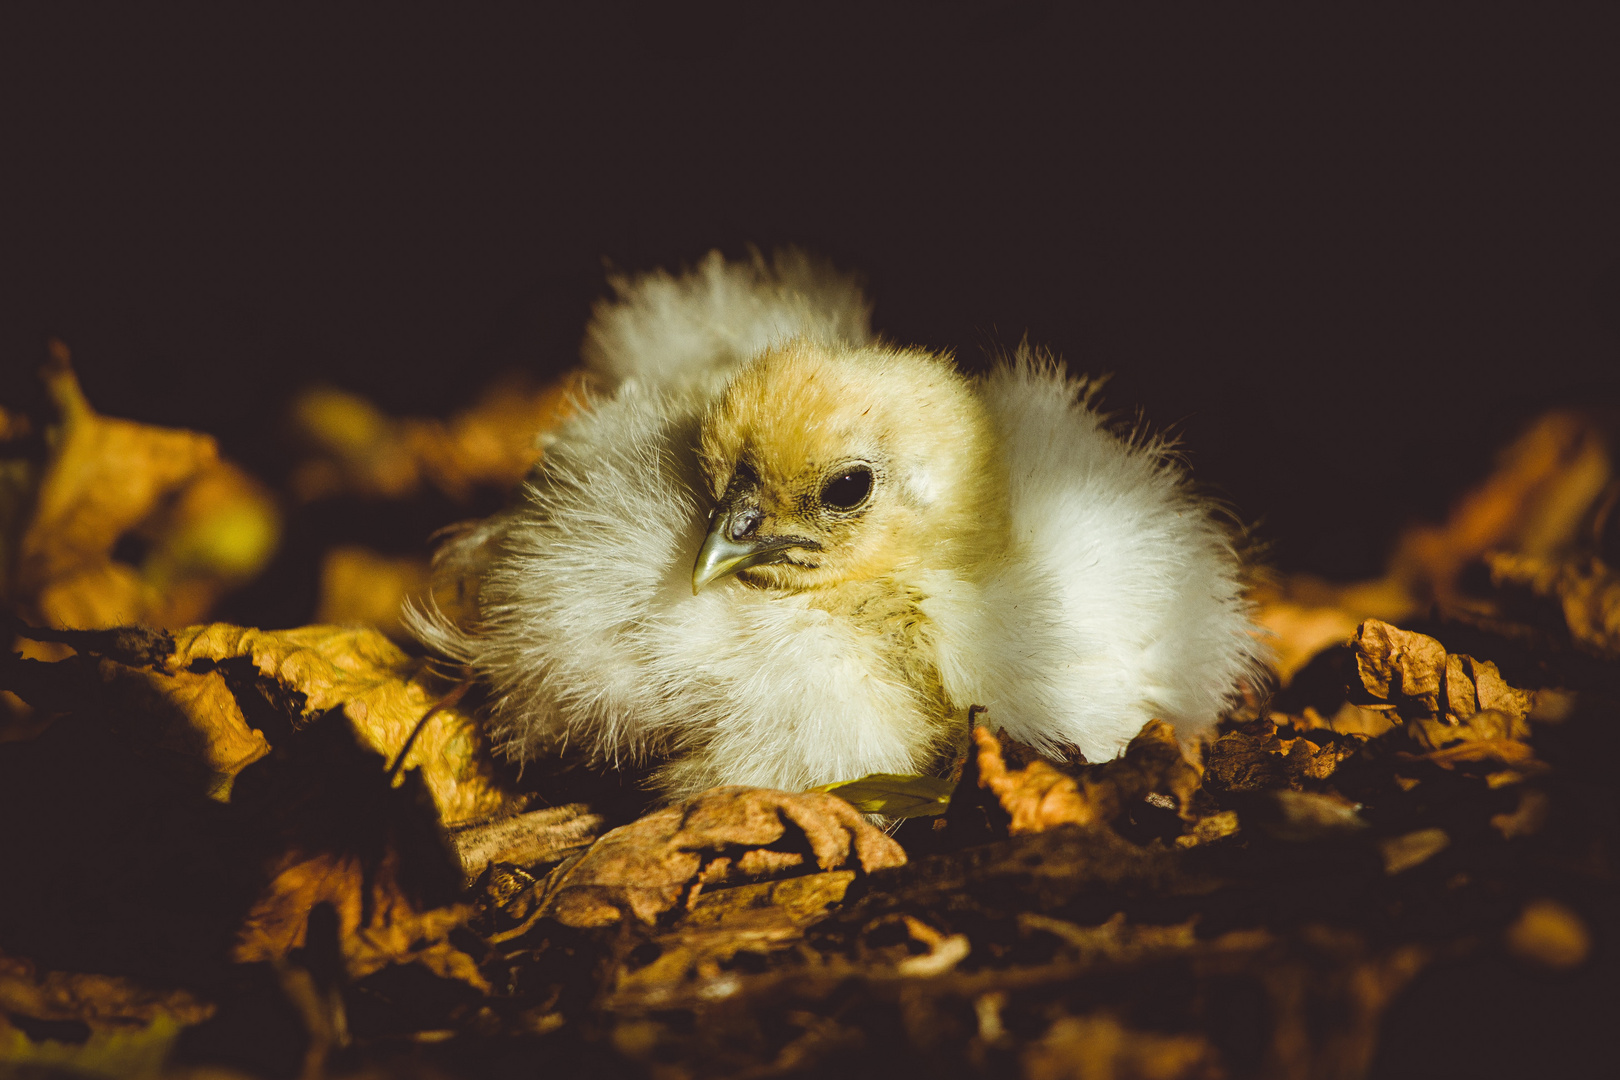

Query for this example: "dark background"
[4,4,1619,595]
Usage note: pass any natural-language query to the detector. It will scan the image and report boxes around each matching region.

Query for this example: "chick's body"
[418,252,1262,800]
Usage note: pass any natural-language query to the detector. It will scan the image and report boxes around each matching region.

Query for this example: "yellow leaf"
[170,622,517,824]
[813,772,955,818]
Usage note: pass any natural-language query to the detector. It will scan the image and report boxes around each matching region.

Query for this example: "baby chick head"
[694,340,1005,594]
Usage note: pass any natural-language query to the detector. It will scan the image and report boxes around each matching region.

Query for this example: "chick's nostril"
[727,509,762,541]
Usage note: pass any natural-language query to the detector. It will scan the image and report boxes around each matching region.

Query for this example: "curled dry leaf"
[234,847,485,990]
[0,951,214,1030]
[449,803,604,883]
[288,371,585,504]
[971,720,1202,834]
[1252,410,1613,682]
[542,786,906,928]
[1350,619,1538,768]
[1488,551,1620,656]
[6,342,279,631]
[1203,726,1360,794]
[612,872,860,1004]
[170,623,517,824]
[1393,411,1612,603]
[0,621,268,799]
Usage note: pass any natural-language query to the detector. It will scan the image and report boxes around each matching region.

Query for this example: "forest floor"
[1,347,1614,1079]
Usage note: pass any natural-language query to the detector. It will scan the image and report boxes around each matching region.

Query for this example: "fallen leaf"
[1393,411,1611,603]
[1350,620,1449,717]
[1504,898,1590,969]
[288,370,585,504]
[234,847,485,990]
[613,872,860,1003]
[7,342,279,631]
[1173,810,1240,848]
[1490,789,1551,840]
[1488,551,1620,656]
[813,772,955,818]
[448,803,604,883]
[0,951,213,1030]
[315,545,434,639]
[1,621,268,800]
[1349,619,1540,771]
[542,786,906,928]
[1023,1012,1222,1080]
[1379,828,1450,874]
[972,720,1202,834]
[1258,790,1369,842]
[169,623,517,824]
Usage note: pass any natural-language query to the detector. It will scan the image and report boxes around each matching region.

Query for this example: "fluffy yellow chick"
[415,250,1263,800]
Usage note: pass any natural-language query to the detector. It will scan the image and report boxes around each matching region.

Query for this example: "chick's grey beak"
[692,507,796,594]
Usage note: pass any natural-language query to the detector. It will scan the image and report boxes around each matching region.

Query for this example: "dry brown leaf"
[1017,911,1200,962]
[289,370,585,503]
[1504,898,1590,969]
[1488,551,1620,656]
[1350,620,1449,717]
[170,622,517,824]
[0,951,214,1030]
[612,871,858,1002]
[1394,411,1611,599]
[1378,828,1450,874]
[1252,411,1613,683]
[542,786,906,928]
[315,545,434,638]
[449,803,604,883]
[234,847,485,990]
[1491,788,1551,840]
[103,661,270,800]
[972,720,1203,833]
[1023,1012,1222,1080]
[1349,620,1538,769]
[8,343,279,631]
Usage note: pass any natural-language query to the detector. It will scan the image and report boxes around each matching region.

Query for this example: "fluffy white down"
[414,253,1263,797]
[921,352,1262,763]
[445,385,940,795]
[581,248,872,393]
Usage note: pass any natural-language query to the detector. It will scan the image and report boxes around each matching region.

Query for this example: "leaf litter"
[1,349,1615,1079]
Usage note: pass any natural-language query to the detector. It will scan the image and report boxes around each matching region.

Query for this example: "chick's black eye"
[820,468,872,509]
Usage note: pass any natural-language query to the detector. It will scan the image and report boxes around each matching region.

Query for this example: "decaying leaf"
[1394,411,1612,601]
[1203,725,1361,794]
[288,371,585,504]
[1022,1012,1222,1080]
[1504,898,1591,970]
[1252,411,1614,682]
[449,803,604,883]
[1348,619,1541,770]
[1,621,268,799]
[542,786,906,928]
[612,871,859,1002]
[235,847,485,990]
[5,342,279,632]
[972,720,1202,835]
[1378,828,1450,874]
[314,545,434,640]
[0,951,214,1031]
[814,772,955,818]
[1488,551,1620,656]
[169,623,517,824]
